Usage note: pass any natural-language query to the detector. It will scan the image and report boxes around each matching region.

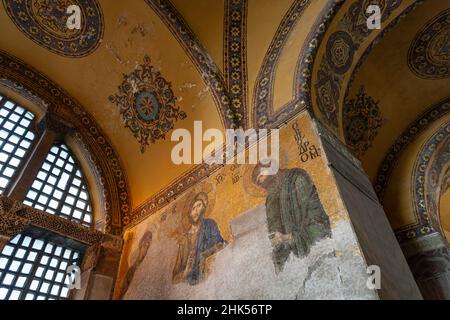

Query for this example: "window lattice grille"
[0,234,82,300]
[23,144,93,226]
[0,98,94,301]
[0,96,36,193]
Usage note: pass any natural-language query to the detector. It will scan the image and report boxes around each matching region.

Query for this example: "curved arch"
[145,0,240,129]
[310,0,422,136]
[250,0,421,131]
[374,97,450,201]
[1,0,104,58]
[407,124,449,242]
[251,0,343,129]
[374,100,449,244]
[426,139,450,237]
[388,122,450,243]
[0,50,130,235]
[66,132,106,230]
[252,0,314,128]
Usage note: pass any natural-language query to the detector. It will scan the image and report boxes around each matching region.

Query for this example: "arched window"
[0,97,36,193]
[23,144,93,226]
[0,96,95,300]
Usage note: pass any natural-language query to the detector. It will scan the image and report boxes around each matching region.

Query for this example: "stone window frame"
[0,95,122,300]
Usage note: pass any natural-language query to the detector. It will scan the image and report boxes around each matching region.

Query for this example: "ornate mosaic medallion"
[343,86,382,159]
[109,55,187,153]
[315,0,403,128]
[326,31,356,74]
[345,0,402,39]
[408,9,450,79]
[2,0,104,57]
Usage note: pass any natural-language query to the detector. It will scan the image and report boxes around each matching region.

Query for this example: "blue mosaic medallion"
[2,0,104,57]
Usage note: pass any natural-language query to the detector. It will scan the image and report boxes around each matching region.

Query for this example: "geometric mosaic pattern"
[0,97,36,194]
[224,0,248,128]
[372,95,450,244]
[23,144,93,227]
[145,0,243,129]
[425,137,450,235]
[401,123,450,243]
[315,0,403,129]
[0,233,82,300]
[2,0,104,58]
[408,9,450,80]
[109,55,187,153]
[375,97,450,202]
[343,86,382,159]
[253,0,313,128]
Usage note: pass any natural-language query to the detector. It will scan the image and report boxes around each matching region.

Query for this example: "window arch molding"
[0,93,101,228]
[0,50,130,235]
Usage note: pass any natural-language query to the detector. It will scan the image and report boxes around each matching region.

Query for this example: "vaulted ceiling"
[0,0,328,214]
[344,0,450,180]
[341,0,450,242]
[0,0,448,235]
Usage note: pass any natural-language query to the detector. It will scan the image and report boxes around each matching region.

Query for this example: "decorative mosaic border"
[424,138,450,235]
[313,0,404,129]
[2,0,104,58]
[224,0,248,128]
[252,0,315,128]
[127,1,250,226]
[129,163,223,228]
[342,0,424,130]
[374,97,450,200]
[295,0,344,105]
[394,123,449,243]
[0,195,104,246]
[373,97,449,243]
[0,50,130,235]
[311,0,425,135]
[126,0,422,230]
[145,0,242,129]
[407,8,450,80]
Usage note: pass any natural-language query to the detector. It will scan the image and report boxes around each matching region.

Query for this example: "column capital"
[401,233,450,299]
[401,232,447,259]
[0,196,29,238]
[37,112,74,138]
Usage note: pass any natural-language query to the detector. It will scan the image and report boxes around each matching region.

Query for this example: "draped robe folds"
[173,218,226,285]
[265,168,331,271]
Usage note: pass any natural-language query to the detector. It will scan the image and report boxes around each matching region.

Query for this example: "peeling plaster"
[118,15,128,27]
[105,42,128,65]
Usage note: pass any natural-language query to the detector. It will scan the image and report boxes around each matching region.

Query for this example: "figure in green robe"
[252,164,332,273]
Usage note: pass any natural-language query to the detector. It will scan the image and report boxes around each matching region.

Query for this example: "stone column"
[72,235,123,300]
[70,243,101,300]
[313,119,422,300]
[402,232,450,299]
[88,236,123,300]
